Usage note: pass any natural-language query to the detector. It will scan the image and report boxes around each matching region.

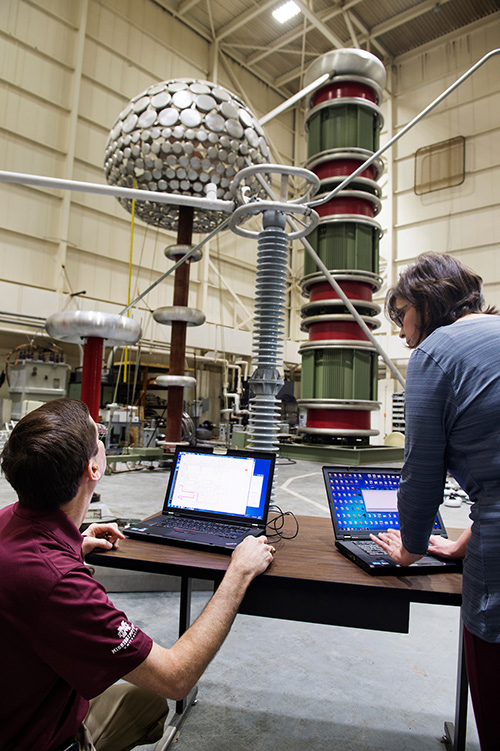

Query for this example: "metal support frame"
[153,577,199,751]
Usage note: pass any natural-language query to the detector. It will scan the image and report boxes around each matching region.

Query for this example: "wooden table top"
[88,515,463,606]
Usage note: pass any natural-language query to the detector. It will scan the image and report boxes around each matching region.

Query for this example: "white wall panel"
[379,15,500,390]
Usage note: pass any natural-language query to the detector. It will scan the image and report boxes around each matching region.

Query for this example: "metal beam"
[343,10,359,48]
[246,0,364,67]
[215,0,277,42]
[370,0,452,37]
[294,0,344,49]
[348,11,390,59]
[176,0,203,16]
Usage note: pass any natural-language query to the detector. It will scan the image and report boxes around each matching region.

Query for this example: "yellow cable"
[124,179,136,383]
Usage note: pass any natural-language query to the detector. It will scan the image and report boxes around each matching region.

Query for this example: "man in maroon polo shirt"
[0,398,274,751]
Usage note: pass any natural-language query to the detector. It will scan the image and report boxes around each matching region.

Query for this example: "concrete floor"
[0,454,480,750]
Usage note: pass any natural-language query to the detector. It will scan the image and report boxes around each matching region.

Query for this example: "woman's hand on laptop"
[427,525,471,559]
[230,535,275,581]
[370,529,422,566]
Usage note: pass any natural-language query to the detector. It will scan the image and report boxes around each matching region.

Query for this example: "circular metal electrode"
[105,78,271,232]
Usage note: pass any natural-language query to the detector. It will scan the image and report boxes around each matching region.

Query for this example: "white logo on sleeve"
[112,619,139,654]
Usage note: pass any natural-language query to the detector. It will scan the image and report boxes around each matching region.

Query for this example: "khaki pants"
[75,684,169,751]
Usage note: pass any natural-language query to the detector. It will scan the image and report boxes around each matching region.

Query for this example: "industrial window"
[414,136,465,195]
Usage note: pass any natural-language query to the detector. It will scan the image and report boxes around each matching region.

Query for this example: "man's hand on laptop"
[82,522,125,556]
[370,529,422,566]
[230,535,275,582]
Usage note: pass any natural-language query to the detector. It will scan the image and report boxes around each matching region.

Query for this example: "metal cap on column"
[299,49,387,444]
[45,311,142,422]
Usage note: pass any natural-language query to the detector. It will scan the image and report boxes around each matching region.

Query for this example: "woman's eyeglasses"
[393,304,409,328]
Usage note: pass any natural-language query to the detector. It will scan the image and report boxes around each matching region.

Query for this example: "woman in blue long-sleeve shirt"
[372,252,500,751]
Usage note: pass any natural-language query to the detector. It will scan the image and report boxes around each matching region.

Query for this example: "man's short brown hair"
[1,399,98,511]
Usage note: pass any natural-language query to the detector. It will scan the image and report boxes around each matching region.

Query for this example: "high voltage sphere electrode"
[104,79,271,233]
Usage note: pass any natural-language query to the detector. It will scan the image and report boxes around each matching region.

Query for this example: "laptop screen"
[164,449,274,522]
[324,468,444,534]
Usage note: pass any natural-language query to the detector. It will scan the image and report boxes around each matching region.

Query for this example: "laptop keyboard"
[152,517,250,540]
[355,540,388,556]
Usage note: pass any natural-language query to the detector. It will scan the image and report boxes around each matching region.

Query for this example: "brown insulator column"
[165,205,194,442]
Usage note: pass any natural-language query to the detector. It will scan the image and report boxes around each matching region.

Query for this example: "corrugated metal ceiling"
[153,0,500,95]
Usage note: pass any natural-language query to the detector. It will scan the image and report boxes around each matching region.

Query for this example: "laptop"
[323,466,463,576]
[125,446,275,553]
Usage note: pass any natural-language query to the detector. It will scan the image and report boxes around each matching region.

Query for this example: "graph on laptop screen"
[166,451,271,519]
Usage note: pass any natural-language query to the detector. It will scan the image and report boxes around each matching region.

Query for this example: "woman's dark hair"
[385,252,498,341]
[1,398,98,511]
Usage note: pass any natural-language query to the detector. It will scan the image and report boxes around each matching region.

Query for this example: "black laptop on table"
[125,446,275,553]
[323,466,462,576]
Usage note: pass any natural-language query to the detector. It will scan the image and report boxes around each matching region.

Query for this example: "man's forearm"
[124,535,273,699]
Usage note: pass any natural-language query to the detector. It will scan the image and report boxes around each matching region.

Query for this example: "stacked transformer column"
[298,49,387,445]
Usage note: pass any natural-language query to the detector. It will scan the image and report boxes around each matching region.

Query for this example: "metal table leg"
[153,576,198,750]
[443,616,468,751]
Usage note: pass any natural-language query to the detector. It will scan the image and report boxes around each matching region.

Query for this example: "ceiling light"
[272,1,301,24]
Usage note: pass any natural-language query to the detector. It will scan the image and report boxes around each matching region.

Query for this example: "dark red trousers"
[463,623,500,750]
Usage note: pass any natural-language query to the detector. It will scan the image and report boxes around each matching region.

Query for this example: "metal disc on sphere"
[151,91,171,109]
[219,134,230,148]
[122,114,138,134]
[158,108,178,126]
[220,101,239,120]
[239,108,254,127]
[118,102,133,121]
[196,129,208,141]
[254,119,265,137]
[205,112,225,133]
[185,129,196,140]
[207,131,219,143]
[110,123,122,141]
[244,126,259,147]
[172,125,184,139]
[168,81,188,93]
[196,94,217,112]
[148,83,167,95]
[180,108,202,128]
[172,90,194,109]
[138,108,157,129]
[190,82,211,94]
[226,118,244,138]
[212,87,231,102]
[133,96,150,114]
